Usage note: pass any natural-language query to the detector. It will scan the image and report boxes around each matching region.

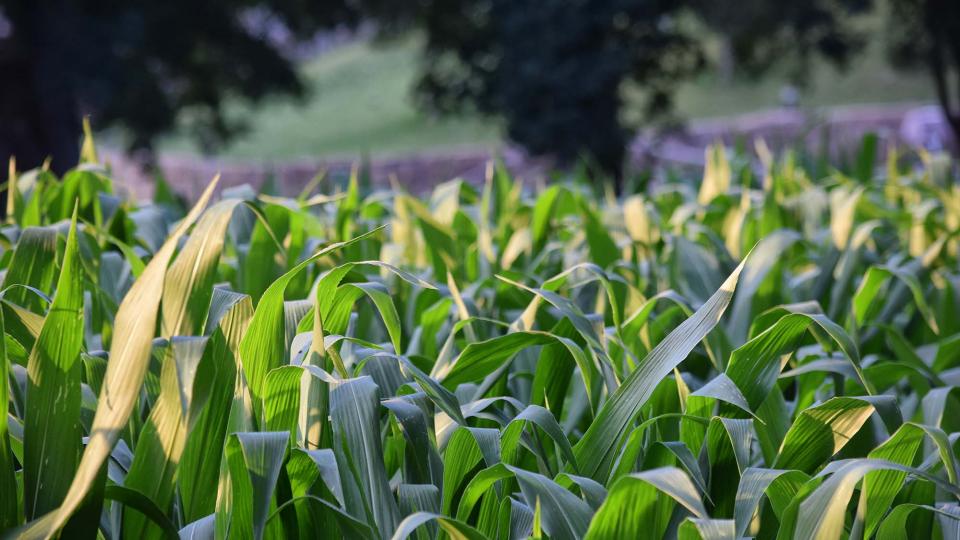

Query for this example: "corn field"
[2,133,960,539]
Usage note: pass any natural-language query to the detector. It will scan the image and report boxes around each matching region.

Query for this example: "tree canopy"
[0,0,371,172]
[409,0,873,183]
[413,0,703,181]
[0,0,954,181]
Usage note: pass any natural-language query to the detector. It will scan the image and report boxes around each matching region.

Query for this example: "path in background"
[105,103,953,202]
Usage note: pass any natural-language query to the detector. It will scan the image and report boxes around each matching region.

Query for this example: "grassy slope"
[159,36,502,160]
[159,32,934,160]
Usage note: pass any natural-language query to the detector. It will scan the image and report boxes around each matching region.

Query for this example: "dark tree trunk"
[929,49,960,152]
[949,70,960,153]
[932,72,960,155]
[0,1,81,177]
[927,0,960,153]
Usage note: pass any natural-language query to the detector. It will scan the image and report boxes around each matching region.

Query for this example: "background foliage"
[0,0,955,178]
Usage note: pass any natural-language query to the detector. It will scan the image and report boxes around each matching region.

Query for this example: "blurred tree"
[0,0,372,174]
[409,0,871,187]
[693,0,871,83]
[886,0,960,147]
[0,0,927,187]
[412,0,702,188]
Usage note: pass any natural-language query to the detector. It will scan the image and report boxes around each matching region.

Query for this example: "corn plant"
[1,134,959,540]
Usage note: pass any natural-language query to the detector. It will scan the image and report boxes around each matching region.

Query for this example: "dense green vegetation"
[2,131,960,539]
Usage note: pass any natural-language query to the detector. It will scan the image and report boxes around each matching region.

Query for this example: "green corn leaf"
[123,337,209,538]
[19,176,221,539]
[383,397,443,488]
[677,518,735,540]
[178,325,244,522]
[585,467,707,539]
[330,376,400,537]
[238,227,383,422]
[733,468,810,538]
[792,458,960,540]
[500,405,577,474]
[391,512,486,540]
[854,422,951,539]
[241,203,290,304]
[875,503,960,540]
[727,229,801,345]
[103,485,178,540]
[441,331,564,389]
[574,257,747,482]
[773,396,882,473]
[0,298,19,529]
[853,265,939,334]
[456,462,512,523]
[727,302,874,410]
[508,466,594,540]
[215,431,289,540]
[269,494,376,539]
[23,210,84,519]
[2,227,58,313]
[161,199,244,337]
[442,426,500,515]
